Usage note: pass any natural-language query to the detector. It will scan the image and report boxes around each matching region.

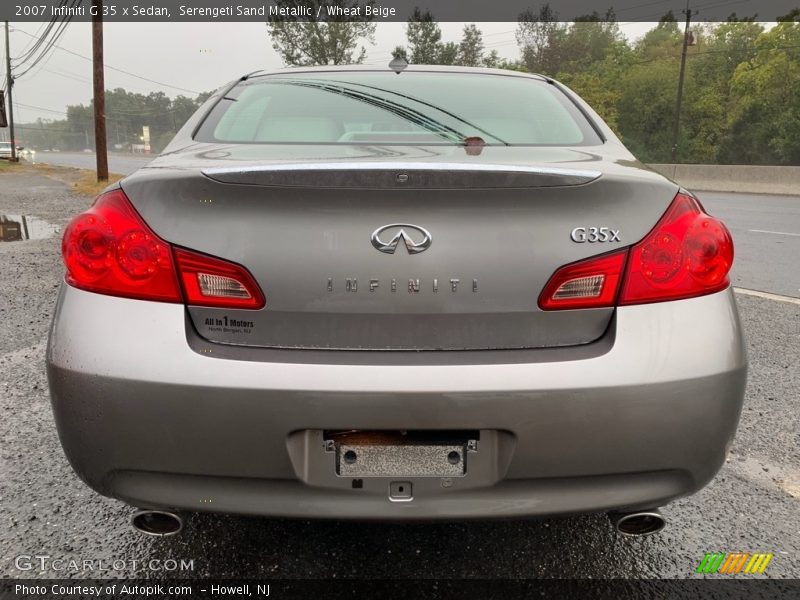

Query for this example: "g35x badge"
[571,227,621,243]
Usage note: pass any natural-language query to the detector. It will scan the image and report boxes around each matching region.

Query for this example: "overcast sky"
[5,22,661,122]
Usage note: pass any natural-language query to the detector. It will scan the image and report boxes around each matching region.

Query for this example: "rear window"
[195,72,601,146]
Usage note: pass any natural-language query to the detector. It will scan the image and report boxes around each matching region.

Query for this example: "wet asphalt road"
[0,170,798,580]
[34,152,153,176]
[699,192,800,298]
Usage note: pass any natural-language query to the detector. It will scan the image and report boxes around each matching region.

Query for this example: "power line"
[37,64,92,84]
[12,27,201,95]
[12,8,63,65]
[484,39,518,49]
[33,62,194,96]
[630,0,750,20]
[615,0,678,14]
[12,0,77,74]
[13,20,49,60]
[482,30,515,38]
[15,101,68,115]
[14,18,74,79]
[693,0,752,12]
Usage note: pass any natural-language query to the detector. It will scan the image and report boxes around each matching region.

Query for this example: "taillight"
[62,189,182,302]
[538,250,627,310]
[619,192,733,305]
[538,192,733,310]
[62,189,265,309]
[175,249,265,309]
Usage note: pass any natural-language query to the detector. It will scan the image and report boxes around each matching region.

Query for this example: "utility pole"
[4,21,17,162]
[92,0,109,182]
[671,0,694,163]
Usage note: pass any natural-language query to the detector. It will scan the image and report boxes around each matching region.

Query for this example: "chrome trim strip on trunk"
[202,162,602,180]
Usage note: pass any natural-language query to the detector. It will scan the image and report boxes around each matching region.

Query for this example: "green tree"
[402,15,498,67]
[196,91,215,104]
[483,49,500,68]
[683,21,765,162]
[437,42,459,66]
[561,72,622,131]
[267,0,376,66]
[406,8,441,64]
[171,95,203,129]
[495,60,527,72]
[635,16,681,61]
[724,20,800,163]
[457,24,484,66]
[617,60,680,162]
[516,3,561,73]
[508,16,800,165]
[562,11,621,70]
[391,45,408,61]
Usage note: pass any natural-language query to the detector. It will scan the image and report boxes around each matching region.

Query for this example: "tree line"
[511,7,800,165]
[15,89,212,154]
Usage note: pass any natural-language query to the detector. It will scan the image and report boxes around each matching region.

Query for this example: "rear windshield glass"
[195,72,601,146]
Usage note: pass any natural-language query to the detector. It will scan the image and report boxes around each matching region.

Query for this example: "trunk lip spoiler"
[201,162,602,182]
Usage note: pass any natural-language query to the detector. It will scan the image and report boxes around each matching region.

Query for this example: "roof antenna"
[389,55,408,75]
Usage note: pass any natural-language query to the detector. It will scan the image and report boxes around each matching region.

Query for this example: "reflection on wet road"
[0,214,59,242]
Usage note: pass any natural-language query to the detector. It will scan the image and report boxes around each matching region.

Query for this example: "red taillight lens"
[62,189,266,309]
[619,192,733,305]
[62,189,182,302]
[175,249,265,309]
[539,250,627,310]
[538,192,733,310]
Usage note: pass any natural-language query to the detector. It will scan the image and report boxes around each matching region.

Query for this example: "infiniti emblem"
[371,223,432,254]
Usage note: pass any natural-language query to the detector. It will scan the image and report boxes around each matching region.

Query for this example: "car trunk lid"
[121,145,678,350]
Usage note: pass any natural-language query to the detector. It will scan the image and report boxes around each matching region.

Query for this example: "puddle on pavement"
[0,215,59,242]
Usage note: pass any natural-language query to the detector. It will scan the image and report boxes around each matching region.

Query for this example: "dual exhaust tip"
[130,508,665,538]
[130,510,183,537]
[608,509,666,536]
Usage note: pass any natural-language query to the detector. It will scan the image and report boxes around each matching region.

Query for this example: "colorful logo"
[696,552,773,574]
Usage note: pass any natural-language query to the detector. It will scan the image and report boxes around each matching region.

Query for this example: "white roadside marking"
[734,288,800,305]
[748,229,800,237]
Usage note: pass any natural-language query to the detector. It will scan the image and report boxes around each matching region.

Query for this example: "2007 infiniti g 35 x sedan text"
[47,66,746,536]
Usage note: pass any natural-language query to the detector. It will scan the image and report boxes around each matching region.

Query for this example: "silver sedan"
[47,66,745,537]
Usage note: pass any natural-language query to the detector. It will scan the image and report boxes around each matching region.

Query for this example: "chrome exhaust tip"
[131,510,184,537]
[608,509,665,536]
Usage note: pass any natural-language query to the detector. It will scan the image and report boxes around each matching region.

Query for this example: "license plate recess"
[326,431,478,478]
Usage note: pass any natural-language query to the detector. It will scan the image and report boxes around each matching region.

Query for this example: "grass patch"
[70,169,124,197]
[0,159,21,170]
[29,163,123,197]
[0,160,123,197]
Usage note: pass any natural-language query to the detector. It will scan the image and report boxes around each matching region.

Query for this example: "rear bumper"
[46,285,747,519]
